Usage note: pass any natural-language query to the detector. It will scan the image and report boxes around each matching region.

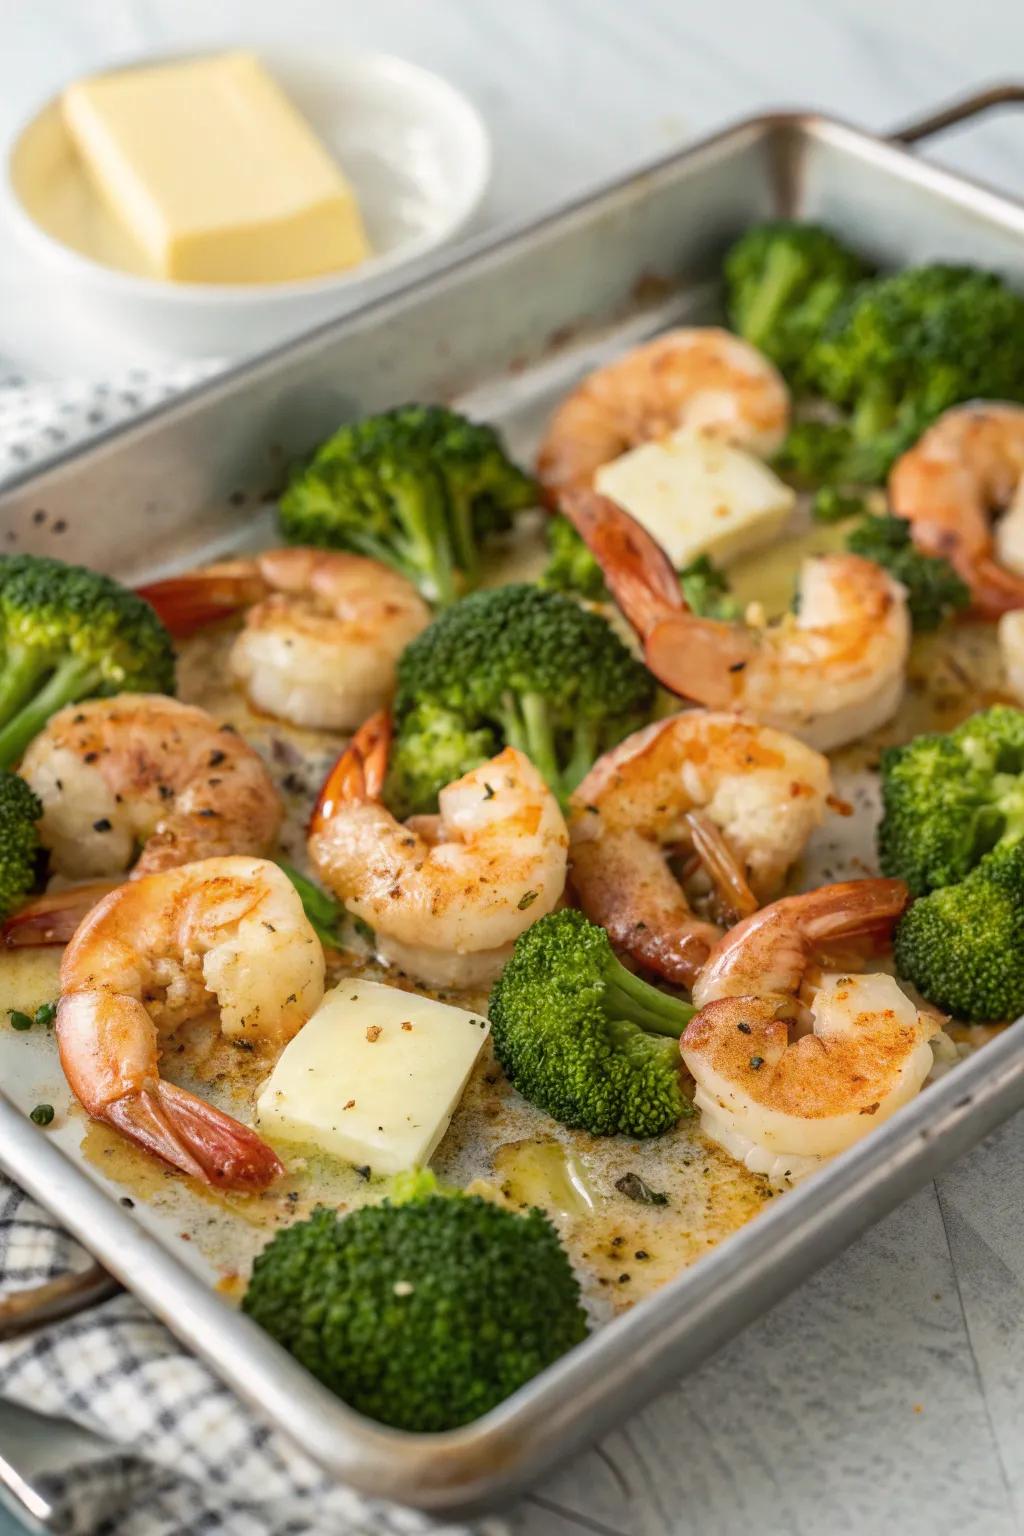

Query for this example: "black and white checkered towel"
[0,1175,506,1536]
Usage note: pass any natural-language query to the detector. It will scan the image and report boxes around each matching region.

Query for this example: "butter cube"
[595,429,796,569]
[62,52,371,284]
[255,980,489,1175]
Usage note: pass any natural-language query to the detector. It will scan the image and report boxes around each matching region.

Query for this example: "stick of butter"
[62,52,371,284]
[255,979,490,1175]
[595,429,796,570]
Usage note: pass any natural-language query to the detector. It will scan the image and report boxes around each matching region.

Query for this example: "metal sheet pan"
[2,87,1024,1517]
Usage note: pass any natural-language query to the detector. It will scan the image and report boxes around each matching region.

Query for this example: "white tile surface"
[3,3,1024,1533]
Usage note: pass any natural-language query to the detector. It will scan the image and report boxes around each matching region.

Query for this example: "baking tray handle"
[0,1262,121,1343]
[890,82,1024,145]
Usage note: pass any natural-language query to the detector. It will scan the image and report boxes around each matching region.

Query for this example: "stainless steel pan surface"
[1,85,1024,1517]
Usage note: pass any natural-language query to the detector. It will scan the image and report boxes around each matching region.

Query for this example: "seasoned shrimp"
[139,548,431,730]
[57,857,325,1188]
[569,712,831,988]
[308,712,569,988]
[6,695,283,948]
[563,489,910,752]
[999,610,1024,702]
[536,327,790,499]
[889,402,1024,617]
[682,879,948,1184]
[19,695,282,881]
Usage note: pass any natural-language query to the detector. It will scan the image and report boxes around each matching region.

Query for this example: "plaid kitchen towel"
[0,1174,508,1536]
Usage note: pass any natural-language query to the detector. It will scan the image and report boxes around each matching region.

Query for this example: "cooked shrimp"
[57,857,325,1188]
[7,695,283,947]
[889,402,1024,617]
[536,327,790,499]
[563,489,910,752]
[569,712,831,987]
[139,548,431,730]
[999,610,1024,702]
[19,694,281,883]
[308,712,569,988]
[682,879,948,1184]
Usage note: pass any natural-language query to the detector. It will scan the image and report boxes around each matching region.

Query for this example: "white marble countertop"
[3,3,1024,1534]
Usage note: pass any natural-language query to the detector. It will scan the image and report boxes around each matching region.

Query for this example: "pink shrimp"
[561,488,910,752]
[56,857,324,1189]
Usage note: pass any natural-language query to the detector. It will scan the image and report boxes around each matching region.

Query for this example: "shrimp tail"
[962,555,1024,619]
[683,810,759,921]
[797,876,910,948]
[136,569,268,637]
[106,1081,285,1190]
[2,881,122,947]
[645,612,757,705]
[310,710,392,832]
[694,877,910,1008]
[560,488,683,636]
[558,488,754,702]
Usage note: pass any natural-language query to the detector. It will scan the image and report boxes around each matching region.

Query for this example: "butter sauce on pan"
[4,223,1024,1431]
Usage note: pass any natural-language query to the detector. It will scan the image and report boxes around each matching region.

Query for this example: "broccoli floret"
[540,514,608,600]
[386,585,654,815]
[895,844,1024,1022]
[774,418,858,488]
[678,554,741,621]
[809,486,871,525]
[242,1173,587,1432]
[278,405,537,606]
[878,706,1024,895]
[806,264,1024,482]
[846,514,969,631]
[539,517,737,618]
[724,221,868,385]
[0,772,41,918]
[385,699,495,821]
[489,909,695,1138]
[0,555,175,770]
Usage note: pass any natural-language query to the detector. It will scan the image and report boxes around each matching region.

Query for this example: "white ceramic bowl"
[4,48,491,358]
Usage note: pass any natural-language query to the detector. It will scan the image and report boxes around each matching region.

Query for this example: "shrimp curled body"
[309,712,569,989]
[569,712,831,988]
[536,327,790,499]
[563,490,910,752]
[139,548,431,730]
[889,402,1024,617]
[20,695,283,881]
[56,857,325,1189]
[682,879,945,1184]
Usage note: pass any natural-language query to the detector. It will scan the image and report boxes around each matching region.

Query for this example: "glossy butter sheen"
[61,52,371,284]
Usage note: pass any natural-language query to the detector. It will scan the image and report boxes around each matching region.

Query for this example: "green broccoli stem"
[499,692,562,793]
[446,487,480,587]
[564,720,600,798]
[993,776,1024,845]
[393,472,458,606]
[0,654,103,770]
[0,647,54,730]
[602,953,696,1037]
[851,379,897,446]
[739,244,803,350]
